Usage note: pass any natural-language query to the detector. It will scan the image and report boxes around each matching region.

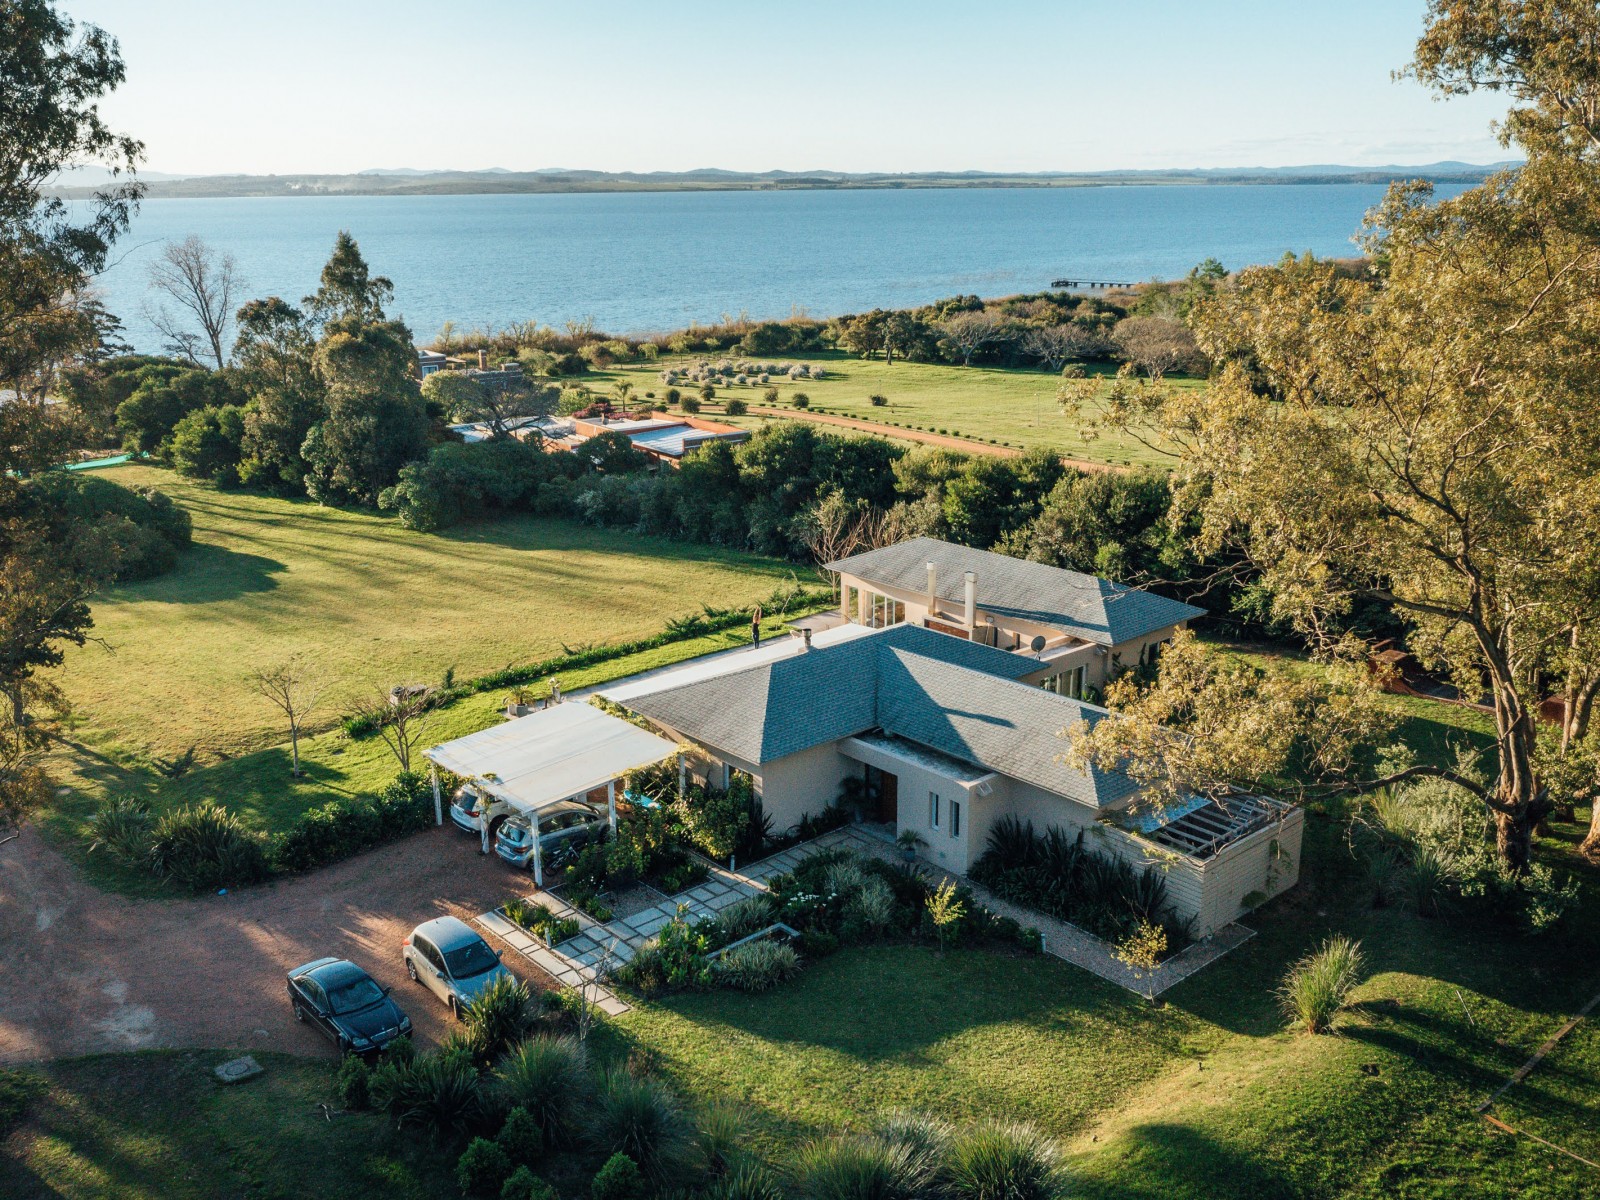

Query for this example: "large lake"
[89,184,1466,350]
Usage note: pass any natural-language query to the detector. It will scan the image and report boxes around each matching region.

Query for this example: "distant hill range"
[48,162,1520,199]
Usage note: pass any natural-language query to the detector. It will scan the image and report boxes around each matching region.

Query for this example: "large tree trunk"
[1482,623,1546,872]
[1582,807,1600,863]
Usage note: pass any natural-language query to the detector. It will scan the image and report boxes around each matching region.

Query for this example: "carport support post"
[607,780,617,834]
[531,810,543,889]
[678,755,687,803]
[430,764,442,826]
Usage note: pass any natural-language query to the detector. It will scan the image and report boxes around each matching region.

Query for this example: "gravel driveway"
[0,825,551,1065]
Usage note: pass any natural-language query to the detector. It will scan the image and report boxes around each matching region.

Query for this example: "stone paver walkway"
[474,822,1250,1011]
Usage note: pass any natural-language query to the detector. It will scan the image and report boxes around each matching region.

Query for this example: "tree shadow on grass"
[107,542,286,606]
[1071,1122,1299,1200]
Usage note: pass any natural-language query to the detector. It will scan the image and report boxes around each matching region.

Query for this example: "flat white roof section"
[424,702,679,814]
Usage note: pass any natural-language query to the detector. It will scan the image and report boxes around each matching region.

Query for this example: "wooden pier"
[1051,277,1131,290]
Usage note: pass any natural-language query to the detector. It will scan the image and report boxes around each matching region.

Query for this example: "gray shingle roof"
[826,536,1203,647]
[623,623,1132,806]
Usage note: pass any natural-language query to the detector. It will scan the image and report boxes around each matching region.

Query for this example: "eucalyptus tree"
[1073,0,1600,869]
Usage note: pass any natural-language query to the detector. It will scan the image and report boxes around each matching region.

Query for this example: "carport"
[423,702,681,886]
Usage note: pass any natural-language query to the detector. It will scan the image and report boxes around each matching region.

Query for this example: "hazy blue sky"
[70,0,1513,176]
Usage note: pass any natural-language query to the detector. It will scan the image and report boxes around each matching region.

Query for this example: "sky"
[67,0,1514,177]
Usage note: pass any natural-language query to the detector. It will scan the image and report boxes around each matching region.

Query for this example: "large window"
[864,591,906,629]
[929,792,941,830]
[950,800,961,837]
[1044,666,1085,699]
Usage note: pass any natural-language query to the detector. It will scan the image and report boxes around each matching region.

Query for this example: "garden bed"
[500,896,581,948]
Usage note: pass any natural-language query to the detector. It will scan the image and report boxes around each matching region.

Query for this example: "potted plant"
[897,829,927,862]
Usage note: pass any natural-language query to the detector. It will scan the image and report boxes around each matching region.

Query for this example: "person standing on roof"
[751,605,763,649]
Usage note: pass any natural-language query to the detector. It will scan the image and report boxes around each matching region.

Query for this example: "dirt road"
[0,825,550,1065]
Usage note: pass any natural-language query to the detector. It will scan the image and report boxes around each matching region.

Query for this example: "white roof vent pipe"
[964,571,977,629]
[801,627,813,652]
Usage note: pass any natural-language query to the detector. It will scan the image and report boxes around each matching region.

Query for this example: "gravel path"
[0,825,551,1065]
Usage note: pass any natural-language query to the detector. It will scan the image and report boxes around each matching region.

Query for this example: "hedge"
[340,593,832,739]
[270,772,435,873]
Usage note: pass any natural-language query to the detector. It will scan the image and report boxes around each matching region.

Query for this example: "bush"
[86,796,153,863]
[464,976,543,1061]
[709,1164,786,1200]
[1278,935,1366,1034]
[613,943,668,999]
[495,1035,591,1147]
[592,1152,646,1200]
[498,1106,543,1168]
[372,1050,483,1137]
[591,1069,691,1182]
[792,393,810,409]
[27,472,191,580]
[762,387,779,404]
[146,802,271,892]
[724,398,748,416]
[458,1136,515,1197]
[869,394,888,407]
[793,1134,923,1200]
[700,384,716,400]
[714,939,801,992]
[337,1055,371,1110]
[715,893,776,942]
[943,1120,1068,1200]
[680,395,702,415]
[693,1102,748,1178]
[501,1166,557,1200]
[271,771,433,873]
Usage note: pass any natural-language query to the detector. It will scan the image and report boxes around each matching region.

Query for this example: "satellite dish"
[1030,635,1047,653]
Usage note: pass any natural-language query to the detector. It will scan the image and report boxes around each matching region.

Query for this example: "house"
[618,620,1302,940]
[827,537,1204,702]
[554,415,751,467]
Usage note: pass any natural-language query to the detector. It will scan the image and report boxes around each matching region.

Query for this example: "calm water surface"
[89,185,1467,350]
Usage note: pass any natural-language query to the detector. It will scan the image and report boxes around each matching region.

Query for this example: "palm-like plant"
[494,1035,591,1145]
[943,1120,1068,1200]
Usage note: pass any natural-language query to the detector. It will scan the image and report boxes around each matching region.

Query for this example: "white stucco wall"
[756,741,855,835]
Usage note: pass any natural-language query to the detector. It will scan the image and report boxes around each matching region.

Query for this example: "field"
[56,465,806,762]
[602,352,1202,468]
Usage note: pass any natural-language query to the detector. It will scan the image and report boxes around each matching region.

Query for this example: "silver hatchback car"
[403,915,513,1019]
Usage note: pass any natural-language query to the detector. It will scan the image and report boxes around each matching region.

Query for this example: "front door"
[873,769,898,824]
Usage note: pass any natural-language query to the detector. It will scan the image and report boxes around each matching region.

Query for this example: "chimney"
[477,348,488,371]
[963,571,977,629]
[926,562,938,615]
[801,627,813,652]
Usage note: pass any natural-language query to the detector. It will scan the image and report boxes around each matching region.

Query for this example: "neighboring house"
[827,537,1204,702]
[620,621,1301,939]
[552,415,750,467]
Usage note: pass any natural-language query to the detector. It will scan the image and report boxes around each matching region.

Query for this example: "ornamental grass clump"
[714,939,801,992]
[463,976,544,1062]
[590,1068,692,1182]
[146,801,271,891]
[494,1035,591,1146]
[943,1120,1068,1200]
[1278,935,1366,1034]
[86,796,153,863]
[792,1133,923,1200]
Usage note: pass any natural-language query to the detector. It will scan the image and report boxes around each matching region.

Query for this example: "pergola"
[423,702,680,886]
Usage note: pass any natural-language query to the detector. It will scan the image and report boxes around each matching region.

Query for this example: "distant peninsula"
[49,162,1518,200]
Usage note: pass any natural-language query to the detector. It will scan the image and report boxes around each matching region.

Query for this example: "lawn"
[601,351,1199,469]
[607,809,1600,1199]
[56,465,808,762]
[6,816,1596,1200]
[0,1052,454,1200]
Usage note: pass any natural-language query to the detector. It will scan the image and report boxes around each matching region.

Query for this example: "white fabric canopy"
[424,702,678,814]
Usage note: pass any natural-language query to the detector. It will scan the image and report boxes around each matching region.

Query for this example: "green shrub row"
[86,772,436,891]
[340,589,831,739]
